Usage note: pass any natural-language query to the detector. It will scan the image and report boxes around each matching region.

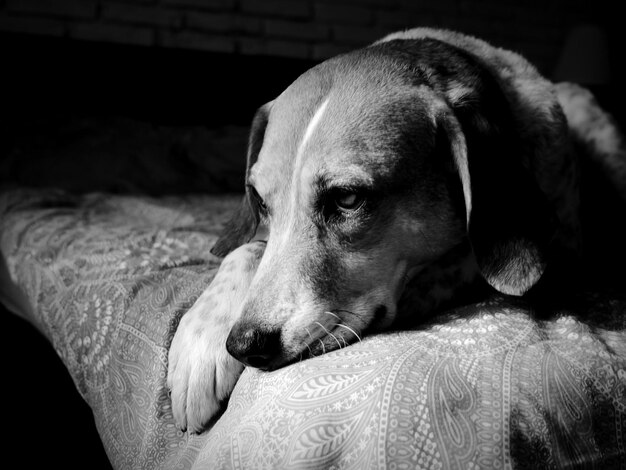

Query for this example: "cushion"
[1,187,624,469]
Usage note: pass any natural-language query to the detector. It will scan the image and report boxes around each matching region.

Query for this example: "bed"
[1,118,625,469]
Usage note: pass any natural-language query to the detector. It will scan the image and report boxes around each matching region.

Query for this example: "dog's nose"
[226,324,282,370]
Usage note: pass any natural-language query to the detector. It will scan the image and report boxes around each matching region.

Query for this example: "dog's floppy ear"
[377,32,571,295]
[211,101,273,257]
[435,100,556,296]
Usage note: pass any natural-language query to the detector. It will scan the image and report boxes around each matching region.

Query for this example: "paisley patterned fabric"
[1,187,625,470]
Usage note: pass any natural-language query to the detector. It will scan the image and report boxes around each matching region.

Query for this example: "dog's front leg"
[167,241,265,433]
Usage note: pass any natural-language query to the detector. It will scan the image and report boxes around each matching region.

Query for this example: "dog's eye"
[248,185,269,215]
[334,190,364,211]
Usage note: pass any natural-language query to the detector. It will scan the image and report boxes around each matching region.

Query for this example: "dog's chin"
[298,338,343,363]
[257,355,294,372]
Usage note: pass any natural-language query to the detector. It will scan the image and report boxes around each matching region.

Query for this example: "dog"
[167,27,625,433]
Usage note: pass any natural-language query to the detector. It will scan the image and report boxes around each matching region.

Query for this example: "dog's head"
[212,33,565,370]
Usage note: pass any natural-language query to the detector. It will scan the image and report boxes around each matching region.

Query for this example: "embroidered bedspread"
[0,187,624,469]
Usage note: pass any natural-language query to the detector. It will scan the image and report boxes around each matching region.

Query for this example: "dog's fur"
[167,28,626,433]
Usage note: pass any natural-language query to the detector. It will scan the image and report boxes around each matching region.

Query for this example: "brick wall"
[0,0,606,75]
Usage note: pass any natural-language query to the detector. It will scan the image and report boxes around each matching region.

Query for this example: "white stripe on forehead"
[284,96,331,226]
[295,97,330,174]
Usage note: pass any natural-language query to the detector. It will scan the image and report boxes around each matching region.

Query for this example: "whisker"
[304,341,314,358]
[315,321,342,350]
[324,311,341,321]
[325,310,365,345]
[330,332,343,349]
[333,329,349,348]
[335,323,362,342]
[318,338,326,354]
[305,328,316,357]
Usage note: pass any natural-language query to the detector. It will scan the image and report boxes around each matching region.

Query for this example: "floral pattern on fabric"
[199,303,625,470]
[0,188,236,469]
[1,188,624,470]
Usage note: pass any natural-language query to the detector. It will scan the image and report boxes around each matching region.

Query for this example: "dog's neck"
[392,240,488,329]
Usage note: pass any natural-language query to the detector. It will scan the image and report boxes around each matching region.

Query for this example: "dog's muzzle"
[226,322,283,370]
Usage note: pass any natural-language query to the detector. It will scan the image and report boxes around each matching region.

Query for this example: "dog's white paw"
[167,303,244,433]
[167,241,265,433]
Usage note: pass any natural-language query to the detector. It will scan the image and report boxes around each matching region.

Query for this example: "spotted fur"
[167,241,264,433]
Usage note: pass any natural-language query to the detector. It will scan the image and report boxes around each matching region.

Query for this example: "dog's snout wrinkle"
[226,323,282,370]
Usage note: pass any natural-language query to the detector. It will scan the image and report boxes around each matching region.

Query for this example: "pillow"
[1,187,624,469]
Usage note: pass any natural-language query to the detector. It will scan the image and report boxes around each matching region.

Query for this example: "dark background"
[1,0,624,125]
[0,1,623,468]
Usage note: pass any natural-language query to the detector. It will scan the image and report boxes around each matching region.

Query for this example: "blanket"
[1,187,624,469]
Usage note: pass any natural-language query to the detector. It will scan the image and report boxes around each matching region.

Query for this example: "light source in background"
[553,24,611,85]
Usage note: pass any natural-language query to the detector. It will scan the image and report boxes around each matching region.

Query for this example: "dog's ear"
[435,100,556,296]
[211,102,273,257]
